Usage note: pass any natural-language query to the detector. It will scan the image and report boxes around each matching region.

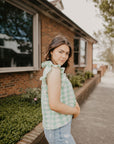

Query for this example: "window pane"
[74,53,79,65]
[0,1,33,67]
[80,40,86,65]
[74,39,79,51]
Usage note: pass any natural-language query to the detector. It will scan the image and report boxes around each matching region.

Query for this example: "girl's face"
[51,44,70,66]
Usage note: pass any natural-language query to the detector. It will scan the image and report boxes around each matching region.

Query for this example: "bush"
[84,71,94,79]
[67,70,94,87]
[0,93,42,144]
[67,74,83,87]
[22,87,41,104]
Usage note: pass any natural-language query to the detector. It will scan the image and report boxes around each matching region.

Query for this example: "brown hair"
[45,35,72,68]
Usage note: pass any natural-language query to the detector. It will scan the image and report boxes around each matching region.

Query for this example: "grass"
[0,95,42,144]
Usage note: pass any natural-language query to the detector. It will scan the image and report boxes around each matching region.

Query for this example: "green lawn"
[0,95,42,144]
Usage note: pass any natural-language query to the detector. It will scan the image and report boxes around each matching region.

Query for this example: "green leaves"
[93,30,114,70]
[0,95,42,144]
[92,0,114,38]
[22,87,41,104]
[67,70,94,88]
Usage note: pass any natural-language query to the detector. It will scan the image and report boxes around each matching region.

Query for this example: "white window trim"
[74,37,87,67]
[0,0,41,73]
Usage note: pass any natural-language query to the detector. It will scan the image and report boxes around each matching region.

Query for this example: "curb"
[17,123,45,144]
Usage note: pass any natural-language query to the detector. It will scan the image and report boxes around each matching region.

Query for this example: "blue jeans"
[44,121,76,144]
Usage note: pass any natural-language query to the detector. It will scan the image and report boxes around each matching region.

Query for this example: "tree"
[93,30,114,72]
[90,0,114,72]
[92,0,114,38]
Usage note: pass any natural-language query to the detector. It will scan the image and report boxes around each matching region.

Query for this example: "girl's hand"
[72,102,80,119]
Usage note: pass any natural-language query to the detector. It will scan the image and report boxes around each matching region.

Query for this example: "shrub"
[67,74,83,87]
[22,87,41,104]
[67,70,94,87]
[84,71,94,79]
[0,94,42,144]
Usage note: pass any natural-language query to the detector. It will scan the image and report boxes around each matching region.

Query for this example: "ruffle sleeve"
[40,61,65,81]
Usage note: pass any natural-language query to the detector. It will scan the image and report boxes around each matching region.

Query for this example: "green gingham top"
[40,61,76,130]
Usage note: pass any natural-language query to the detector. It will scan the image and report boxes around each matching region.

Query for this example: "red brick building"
[0,0,97,97]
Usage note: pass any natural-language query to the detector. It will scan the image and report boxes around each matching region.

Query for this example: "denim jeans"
[44,121,76,144]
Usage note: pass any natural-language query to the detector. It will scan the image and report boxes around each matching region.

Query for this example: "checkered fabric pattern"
[40,61,76,130]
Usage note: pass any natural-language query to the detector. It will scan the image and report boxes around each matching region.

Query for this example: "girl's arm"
[47,67,78,115]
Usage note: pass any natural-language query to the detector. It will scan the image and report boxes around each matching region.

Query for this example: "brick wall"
[97,65,108,77]
[0,71,43,98]
[0,13,94,98]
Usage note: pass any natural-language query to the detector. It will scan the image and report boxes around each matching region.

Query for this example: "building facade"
[0,0,97,97]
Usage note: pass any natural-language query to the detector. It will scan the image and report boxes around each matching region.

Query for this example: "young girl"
[40,35,80,144]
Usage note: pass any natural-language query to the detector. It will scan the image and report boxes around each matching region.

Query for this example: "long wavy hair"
[45,35,72,68]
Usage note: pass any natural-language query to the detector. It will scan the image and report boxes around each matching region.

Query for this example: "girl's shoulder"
[47,66,60,78]
[42,61,65,73]
[41,61,60,68]
[40,61,62,81]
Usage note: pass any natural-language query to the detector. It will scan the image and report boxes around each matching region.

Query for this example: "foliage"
[100,47,114,63]
[84,71,94,79]
[23,87,41,104]
[92,0,114,38]
[67,74,83,87]
[0,94,42,144]
[67,70,94,87]
[93,30,114,71]
[91,0,114,70]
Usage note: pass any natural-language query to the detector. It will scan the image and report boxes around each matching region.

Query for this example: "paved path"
[72,71,114,144]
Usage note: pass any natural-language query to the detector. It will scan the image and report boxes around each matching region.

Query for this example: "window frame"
[0,0,41,73]
[74,37,87,67]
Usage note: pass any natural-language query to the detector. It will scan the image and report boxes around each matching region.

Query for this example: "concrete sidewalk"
[72,71,114,144]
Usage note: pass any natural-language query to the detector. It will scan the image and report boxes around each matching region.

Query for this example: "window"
[80,39,87,65]
[74,38,87,66]
[0,0,41,73]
